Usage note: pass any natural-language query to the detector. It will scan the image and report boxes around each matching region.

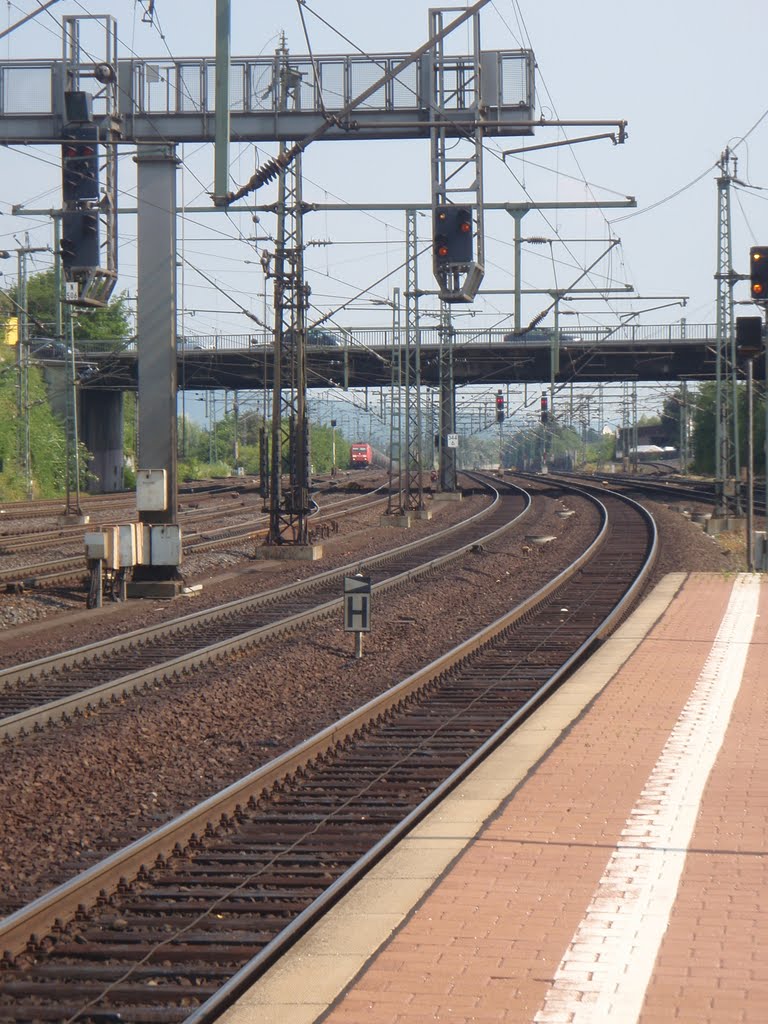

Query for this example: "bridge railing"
[0,51,533,122]
[75,323,718,358]
[130,55,424,116]
[161,324,718,352]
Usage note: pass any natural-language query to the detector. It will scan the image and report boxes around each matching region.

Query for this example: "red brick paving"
[322,575,765,1023]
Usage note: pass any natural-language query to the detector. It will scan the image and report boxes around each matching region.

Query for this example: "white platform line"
[533,574,761,1023]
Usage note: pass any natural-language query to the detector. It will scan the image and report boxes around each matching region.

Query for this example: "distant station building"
[616,424,677,462]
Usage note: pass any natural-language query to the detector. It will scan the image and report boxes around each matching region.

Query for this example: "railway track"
[0,499,253,554]
[0,480,520,740]
[0,488,387,592]
[556,468,767,516]
[0,480,656,1023]
[0,484,248,525]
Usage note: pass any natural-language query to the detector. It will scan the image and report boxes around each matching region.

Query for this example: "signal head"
[433,205,473,266]
[749,246,768,302]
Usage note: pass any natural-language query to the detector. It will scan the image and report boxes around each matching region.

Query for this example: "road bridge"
[73,324,733,393]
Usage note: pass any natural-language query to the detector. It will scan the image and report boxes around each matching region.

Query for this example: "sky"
[1,0,766,434]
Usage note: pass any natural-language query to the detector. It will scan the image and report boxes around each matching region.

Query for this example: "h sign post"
[344,574,372,659]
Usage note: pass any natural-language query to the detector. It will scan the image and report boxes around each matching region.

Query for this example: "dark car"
[28,337,70,359]
[503,327,578,344]
[27,337,98,380]
[307,328,340,347]
[283,328,341,349]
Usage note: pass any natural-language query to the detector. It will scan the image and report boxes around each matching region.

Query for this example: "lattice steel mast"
[265,41,311,546]
[429,8,485,492]
[386,289,405,514]
[714,148,742,516]
[404,210,425,511]
[429,7,485,304]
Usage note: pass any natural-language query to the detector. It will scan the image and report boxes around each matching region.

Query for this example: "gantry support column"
[129,143,183,595]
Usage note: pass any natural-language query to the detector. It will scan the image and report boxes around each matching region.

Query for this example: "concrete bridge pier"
[80,388,125,493]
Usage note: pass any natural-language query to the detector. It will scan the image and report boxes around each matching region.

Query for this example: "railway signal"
[61,124,101,272]
[540,394,549,424]
[62,129,99,204]
[61,207,100,270]
[749,246,768,302]
[433,205,473,265]
[736,316,764,359]
[495,390,505,423]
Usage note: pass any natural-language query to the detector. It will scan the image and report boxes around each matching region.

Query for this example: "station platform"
[220,571,768,1024]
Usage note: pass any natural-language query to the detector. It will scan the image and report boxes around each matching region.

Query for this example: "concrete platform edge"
[218,572,689,1024]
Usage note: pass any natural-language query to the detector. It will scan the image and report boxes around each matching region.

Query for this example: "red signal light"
[63,144,95,158]
[750,246,768,303]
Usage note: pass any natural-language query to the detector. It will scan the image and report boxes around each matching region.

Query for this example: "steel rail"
[0,482,500,686]
[0,489,388,592]
[190,487,657,1024]
[0,482,524,739]
[0,483,656,1022]
[549,468,767,516]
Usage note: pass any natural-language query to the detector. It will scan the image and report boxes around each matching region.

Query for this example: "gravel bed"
[0,474,384,637]
[0,480,749,915]
[0,488,272,631]
[0,479,473,667]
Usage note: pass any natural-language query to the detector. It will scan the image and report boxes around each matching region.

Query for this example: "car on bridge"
[28,337,70,360]
[503,327,580,344]
[285,328,341,348]
[247,328,342,350]
[27,337,98,380]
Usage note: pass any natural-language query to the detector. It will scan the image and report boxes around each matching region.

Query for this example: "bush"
[178,458,203,482]
[178,459,232,482]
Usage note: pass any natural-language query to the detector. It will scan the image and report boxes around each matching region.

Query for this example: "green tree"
[457,434,499,469]
[13,269,132,341]
[0,270,133,496]
[690,382,766,476]
[0,346,84,499]
[691,383,717,474]
[310,423,350,474]
[659,391,683,447]
[586,431,616,466]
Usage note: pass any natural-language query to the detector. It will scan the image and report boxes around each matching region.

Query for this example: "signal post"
[742,247,768,569]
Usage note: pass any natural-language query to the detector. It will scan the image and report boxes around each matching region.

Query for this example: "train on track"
[350,441,374,468]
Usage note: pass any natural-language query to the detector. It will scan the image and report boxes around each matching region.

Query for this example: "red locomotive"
[350,442,373,469]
